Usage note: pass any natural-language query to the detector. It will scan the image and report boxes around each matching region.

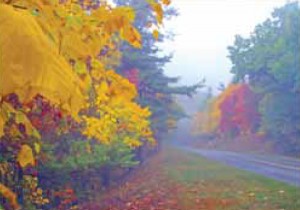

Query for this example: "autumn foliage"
[193,84,260,137]
[0,0,171,209]
[219,84,260,135]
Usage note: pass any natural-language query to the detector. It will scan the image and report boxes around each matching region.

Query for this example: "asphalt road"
[170,114,300,187]
[182,147,300,187]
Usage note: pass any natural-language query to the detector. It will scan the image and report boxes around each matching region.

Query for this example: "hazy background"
[161,0,288,91]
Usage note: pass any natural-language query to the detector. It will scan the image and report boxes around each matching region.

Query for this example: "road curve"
[181,147,300,187]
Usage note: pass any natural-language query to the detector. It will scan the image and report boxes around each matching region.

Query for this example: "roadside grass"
[164,146,300,210]
[86,145,299,210]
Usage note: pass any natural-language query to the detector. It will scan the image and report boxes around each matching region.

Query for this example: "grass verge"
[165,146,300,210]
[83,145,300,210]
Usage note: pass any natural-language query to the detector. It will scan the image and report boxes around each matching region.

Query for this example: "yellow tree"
[0,0,161,154]
[0,0,169,208]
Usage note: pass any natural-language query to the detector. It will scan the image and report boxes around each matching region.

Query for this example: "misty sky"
[161,0,288,91]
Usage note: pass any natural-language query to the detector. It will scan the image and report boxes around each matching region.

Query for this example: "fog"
[161,0,288,91]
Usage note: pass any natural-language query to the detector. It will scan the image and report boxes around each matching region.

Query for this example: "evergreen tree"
[114,0,203,141]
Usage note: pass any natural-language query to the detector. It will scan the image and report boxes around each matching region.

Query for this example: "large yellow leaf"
[17,144,35,168]
[0,4,85,117]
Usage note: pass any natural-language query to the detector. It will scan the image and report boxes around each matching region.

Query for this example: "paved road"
[169,111,300,187]
[181,147,300,187]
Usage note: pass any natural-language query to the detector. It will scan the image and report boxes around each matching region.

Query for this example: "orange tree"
[193,84,260,138]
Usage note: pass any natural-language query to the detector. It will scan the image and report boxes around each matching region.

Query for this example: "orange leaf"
[151,3,163,24]
[0,183,20,210]
[162,0,171,6]
[153,30,159,40]
[17,144,35,168]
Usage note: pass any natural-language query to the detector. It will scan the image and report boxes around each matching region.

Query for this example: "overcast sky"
[161,0,288,91]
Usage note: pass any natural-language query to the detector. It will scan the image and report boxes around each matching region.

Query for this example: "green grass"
[162,146,300,210]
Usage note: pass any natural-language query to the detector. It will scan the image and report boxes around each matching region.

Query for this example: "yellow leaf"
[99,81,109,93]
[0,4,86,118]
[153,29,159,40]
[74,60,87,75]
[15,109,41,139]
[120,26,142,48]
[114,7,136,23]
[34,143,41,154]
[17,145,35,168]
[1,102,41,138]
[151,2,163,24]
[36,188,43,195]
[91,59,105,70]
[123,137,142,148]
[9,124,22,137]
